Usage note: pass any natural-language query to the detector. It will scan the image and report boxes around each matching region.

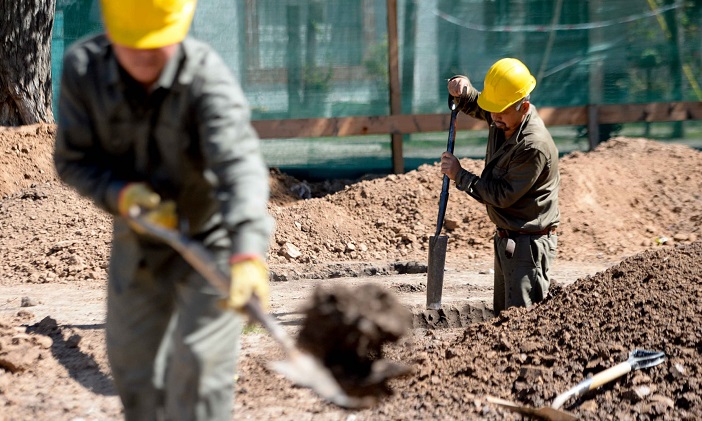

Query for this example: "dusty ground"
[0,124,701,420]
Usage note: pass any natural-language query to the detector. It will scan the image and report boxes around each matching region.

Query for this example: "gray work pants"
[106,234,242,421]
[493,232,557,314]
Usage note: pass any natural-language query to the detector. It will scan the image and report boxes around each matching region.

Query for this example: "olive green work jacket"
[55,34,273,264]
[454,86,560,232]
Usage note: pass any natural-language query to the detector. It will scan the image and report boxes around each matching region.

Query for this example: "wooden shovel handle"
[551,362,632,409]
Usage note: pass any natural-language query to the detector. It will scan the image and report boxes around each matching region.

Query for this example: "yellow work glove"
[226,256,270,312]
[117,182,178,232]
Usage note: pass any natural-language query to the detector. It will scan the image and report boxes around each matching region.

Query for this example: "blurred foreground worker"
[441,58,560,314]
[54,0,274,419]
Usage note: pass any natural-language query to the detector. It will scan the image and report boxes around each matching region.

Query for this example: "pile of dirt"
[0,181,112,287]
[270,137,702,270]
[236,241,702,420]
[0,125,56,198]
[367,240,702,420]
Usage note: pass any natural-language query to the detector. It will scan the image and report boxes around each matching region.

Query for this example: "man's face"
[490,101,529,134]
[112,43,178,89]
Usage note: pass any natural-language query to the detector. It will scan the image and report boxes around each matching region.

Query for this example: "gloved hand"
[117,182,178,231]
[225,256,270,312]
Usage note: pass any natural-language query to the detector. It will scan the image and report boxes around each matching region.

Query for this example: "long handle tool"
[426,94,458,310]
[486,349,665,421]
[129,215,376,409]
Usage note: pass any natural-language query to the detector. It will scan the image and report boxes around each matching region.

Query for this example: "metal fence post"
[386,0,403,174]
[588,104,600,151]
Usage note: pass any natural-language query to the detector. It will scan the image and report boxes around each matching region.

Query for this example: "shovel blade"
[486,396,577,421]
[629,349,666,370]
[270,351,376,409]
[426,235,448,310]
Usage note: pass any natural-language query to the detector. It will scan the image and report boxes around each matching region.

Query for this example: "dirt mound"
[270,136,702,267]
[367,240,702,420]
[232,240,702,420]
[0,124,57,198]
[0,182,112,287]
[558,137,702,260]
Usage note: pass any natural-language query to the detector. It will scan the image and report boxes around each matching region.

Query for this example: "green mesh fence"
[52,0,702,180]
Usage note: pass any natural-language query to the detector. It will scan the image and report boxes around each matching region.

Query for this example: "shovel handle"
[551,362,631,409]
[551,349,665,410]
[127,215,298,354]
[127,214,372,410]
[434,96,459,237]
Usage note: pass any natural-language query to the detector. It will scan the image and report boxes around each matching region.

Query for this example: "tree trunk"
[0,0,56,126]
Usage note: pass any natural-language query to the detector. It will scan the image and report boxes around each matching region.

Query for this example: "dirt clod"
[297,283,413,397]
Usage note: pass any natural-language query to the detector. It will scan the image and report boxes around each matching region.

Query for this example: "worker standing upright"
[54,1,274,419]
[440,58,560,314]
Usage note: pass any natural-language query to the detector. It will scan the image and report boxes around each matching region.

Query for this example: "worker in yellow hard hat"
[55,1,274,419]
[440,58,560,314]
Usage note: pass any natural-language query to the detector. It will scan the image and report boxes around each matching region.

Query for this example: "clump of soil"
[297,283,413,398]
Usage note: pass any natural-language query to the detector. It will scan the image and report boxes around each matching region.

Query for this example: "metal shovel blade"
[426,96,459,310]
[485,396,576,421]
[270,354,376,409]
[628,349,666,370]
[128,215,368,408]
[426,235,448,310]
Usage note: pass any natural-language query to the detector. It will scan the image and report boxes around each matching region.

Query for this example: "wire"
[536,0,564,85]
[433,3,680,32]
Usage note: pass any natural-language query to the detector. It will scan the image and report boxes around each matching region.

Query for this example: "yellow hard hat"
[477,58,536,113]
[101,0,197,49]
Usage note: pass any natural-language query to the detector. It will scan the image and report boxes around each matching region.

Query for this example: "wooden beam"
[251,101,702,140]
[598,101,702,124]
[252,113,487,139]
[537,106,588,126]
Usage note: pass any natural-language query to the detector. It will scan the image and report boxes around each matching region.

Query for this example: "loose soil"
[0,124,701,420]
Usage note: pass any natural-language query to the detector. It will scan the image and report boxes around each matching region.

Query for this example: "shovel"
[486,349,666,421]
[426,94,459,310]
[128,214,375,409]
